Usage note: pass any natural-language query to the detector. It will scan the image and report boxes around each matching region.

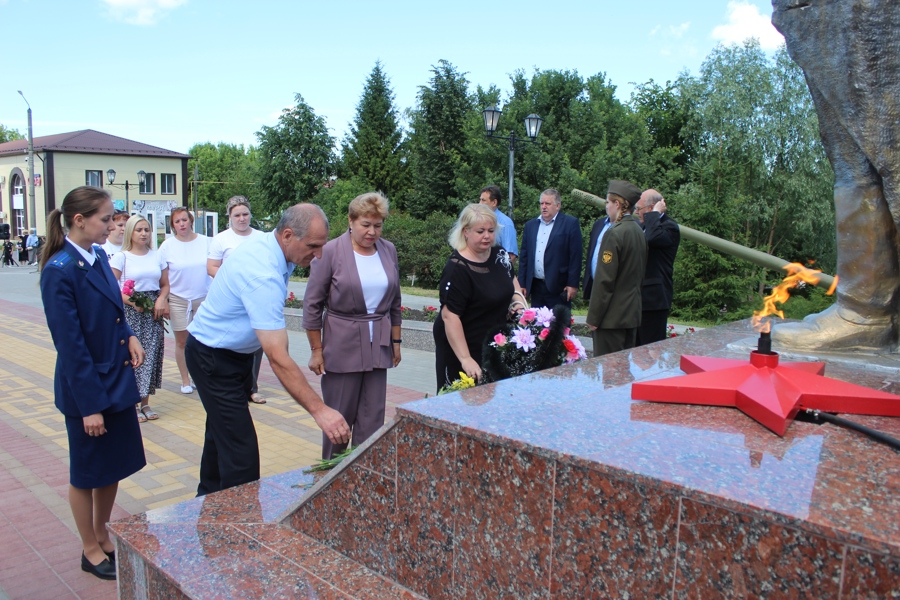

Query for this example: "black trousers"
[636,309,670,346]
[185,334,259,496]
[592,327,638,358]
[529,278,571,310]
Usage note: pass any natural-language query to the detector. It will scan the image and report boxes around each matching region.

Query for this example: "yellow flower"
[458,372,475,388]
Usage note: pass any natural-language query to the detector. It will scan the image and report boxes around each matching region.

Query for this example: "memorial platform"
[112,321,900,599]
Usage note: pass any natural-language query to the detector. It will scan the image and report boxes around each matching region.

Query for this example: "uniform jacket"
[40,243,140,418]
[517,212,583,297]
[302,231,402,373]
[641,212,680,311]
[582,217,610,299]
[586,215,648,330]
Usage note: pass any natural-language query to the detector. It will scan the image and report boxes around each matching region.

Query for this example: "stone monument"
[771,0,900,352]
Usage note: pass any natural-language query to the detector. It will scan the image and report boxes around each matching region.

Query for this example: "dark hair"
[40,186,111,271]
[170,206,194,226]
[480,185,502,203]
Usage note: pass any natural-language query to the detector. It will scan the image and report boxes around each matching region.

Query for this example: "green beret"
[607,180,641,208]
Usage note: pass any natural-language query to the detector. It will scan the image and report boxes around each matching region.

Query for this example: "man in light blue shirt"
[186,204,350,496]
[479,185,518,260]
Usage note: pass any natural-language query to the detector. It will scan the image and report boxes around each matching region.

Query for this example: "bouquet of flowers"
[481,305,587,383]
[438,371,476,395]
[121,279,156,312]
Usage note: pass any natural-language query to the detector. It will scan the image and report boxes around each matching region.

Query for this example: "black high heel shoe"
[81,552,116,580]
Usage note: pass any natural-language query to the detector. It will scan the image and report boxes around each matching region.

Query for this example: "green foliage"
[340,61,408,199]
[256,94,335,216]
[780,286,836,320]
[0,124,24,144]
[384,212,456,289]
[407,60,473,219]
[309,177,372,238]
[670,41,836,320]
[186,142,259,221]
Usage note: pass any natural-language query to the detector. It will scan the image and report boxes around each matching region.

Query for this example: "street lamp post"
[482,106,543,218]
[105,169,147,213]
[17,91,36,231]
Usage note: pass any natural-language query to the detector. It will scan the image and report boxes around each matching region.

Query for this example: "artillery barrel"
[570,189,836,292]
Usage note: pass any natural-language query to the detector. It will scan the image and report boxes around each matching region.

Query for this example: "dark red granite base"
[112,320,900,598]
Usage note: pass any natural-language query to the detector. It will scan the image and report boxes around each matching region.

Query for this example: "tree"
[186,142,259,221]
[670,40,835,320]
[0,125,23,144]
[407,60,473,219]
[340,61,407,199]
[256,94,335,215]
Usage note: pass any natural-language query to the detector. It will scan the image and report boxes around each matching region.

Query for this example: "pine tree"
[407,60,473,219]
[340,61,407,198]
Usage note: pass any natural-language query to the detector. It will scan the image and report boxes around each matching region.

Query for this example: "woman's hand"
[129,336,145,368]
[460,357,482,383]
[308,348,325,376]
[154,297,169,320]
[83,413,107,437]
[392,343,402,367]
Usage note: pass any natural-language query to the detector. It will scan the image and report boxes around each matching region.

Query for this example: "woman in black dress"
[433,204,523,391]
[39,186,147,580]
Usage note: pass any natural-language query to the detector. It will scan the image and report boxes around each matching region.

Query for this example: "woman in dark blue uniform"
[39,186,147,581]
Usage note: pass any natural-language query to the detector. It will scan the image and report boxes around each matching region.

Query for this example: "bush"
[385,212,456,290]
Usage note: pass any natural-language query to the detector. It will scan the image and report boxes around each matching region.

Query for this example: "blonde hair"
[348,192,389,220]
[608,192,634,223]
[121,214,150,252]
[447,204,498,251]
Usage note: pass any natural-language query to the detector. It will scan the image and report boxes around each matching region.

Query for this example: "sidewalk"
[0,269,433,599]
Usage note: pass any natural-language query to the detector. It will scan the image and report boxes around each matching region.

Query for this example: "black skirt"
[65,405,146,489]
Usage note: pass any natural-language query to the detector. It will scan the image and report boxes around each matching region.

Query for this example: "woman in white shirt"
[207,196,267,404]
[100,209,128,258]
[110,215,169,423]
[159,207,210,394]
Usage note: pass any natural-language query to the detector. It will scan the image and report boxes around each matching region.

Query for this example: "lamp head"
[106,169,116,185]
[482,105,502,135]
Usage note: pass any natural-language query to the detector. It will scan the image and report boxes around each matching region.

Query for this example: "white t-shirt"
[109,249,167,292]
[208,227,264,263]
[101,240,122,259]
[159,234,211,300]
[354,251,388,342]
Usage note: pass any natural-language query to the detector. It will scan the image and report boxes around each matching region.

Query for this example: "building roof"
[0,129,190,158]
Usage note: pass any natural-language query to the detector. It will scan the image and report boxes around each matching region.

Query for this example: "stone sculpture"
[771,0,900,351]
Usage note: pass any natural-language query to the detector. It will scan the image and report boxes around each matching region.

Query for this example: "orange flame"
[752,263,824,333]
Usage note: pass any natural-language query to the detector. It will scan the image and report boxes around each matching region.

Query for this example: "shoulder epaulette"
[47,251,73,269]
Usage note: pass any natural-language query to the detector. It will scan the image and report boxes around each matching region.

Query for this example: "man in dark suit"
[518,188,582,309]
[583,215,612,301]
[586,180,648,356]
[633,189,680,345]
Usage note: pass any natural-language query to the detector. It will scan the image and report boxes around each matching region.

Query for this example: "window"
[86,170,102,187]
[161,173,176,195]
[140,173,155,194]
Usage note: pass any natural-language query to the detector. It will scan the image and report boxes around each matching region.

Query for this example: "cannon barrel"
[571,189,837,291]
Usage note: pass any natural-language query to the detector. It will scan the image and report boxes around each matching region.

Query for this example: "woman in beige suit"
[303,192,402,458]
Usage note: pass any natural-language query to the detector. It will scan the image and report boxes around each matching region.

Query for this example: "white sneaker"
[180,385,193,394]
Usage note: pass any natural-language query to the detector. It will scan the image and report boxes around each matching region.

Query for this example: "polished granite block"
[675,498,844,598]
[395,420,457,600]
[552,462,679,599]
[114,319,900,598]
[452,435,554,600]
[291,460,397,577]
[842,546,900,599]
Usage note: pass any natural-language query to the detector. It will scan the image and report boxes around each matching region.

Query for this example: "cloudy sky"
[0,0,784,154]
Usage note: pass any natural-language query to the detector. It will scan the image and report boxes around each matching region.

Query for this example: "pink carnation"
[493,333,507,347]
